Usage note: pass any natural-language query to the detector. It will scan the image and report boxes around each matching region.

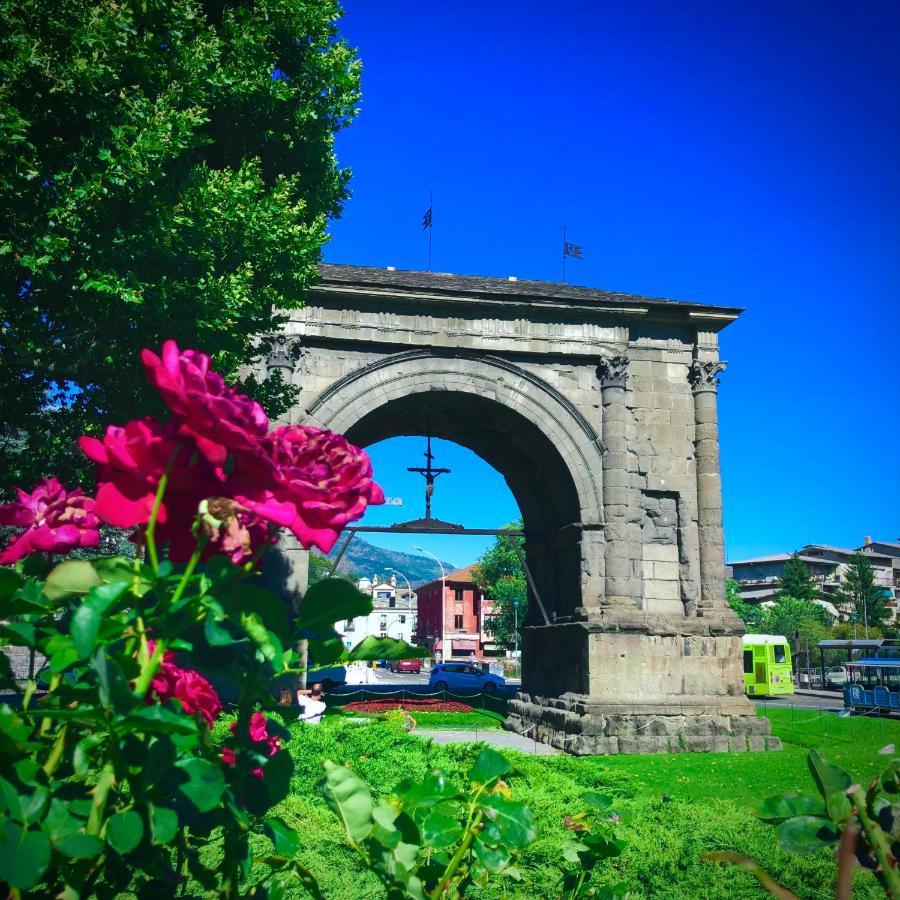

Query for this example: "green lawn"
[258,706,898,898]
[596,707,899,806]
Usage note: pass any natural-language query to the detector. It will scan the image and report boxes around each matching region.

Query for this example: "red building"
[416,564,498,659]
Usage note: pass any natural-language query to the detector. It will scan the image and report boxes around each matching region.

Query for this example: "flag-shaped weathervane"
[423,191,433,271]
[562,225,584,282]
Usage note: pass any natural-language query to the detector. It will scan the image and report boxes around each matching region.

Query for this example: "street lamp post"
[414,546,445,661]
[513,597,519,659]
[386,567,414,643]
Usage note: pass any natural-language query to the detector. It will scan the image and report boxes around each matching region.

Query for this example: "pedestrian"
[296,682,327,725]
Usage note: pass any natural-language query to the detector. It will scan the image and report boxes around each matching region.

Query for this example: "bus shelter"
[817,638,900,687]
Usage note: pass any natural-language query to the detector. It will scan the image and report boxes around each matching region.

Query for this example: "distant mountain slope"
[326,536,457,587]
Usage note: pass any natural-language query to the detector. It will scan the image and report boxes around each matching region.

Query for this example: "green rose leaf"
[473,834,511,873]
[469,748,512,788]
[807,752,851,804]
[123,706,200,736]
[323,760,374,844]
[348,636,428,662]
[757,792,827,823]
[421,810,462,850]
[71,581,129,658]
[481,795,536,849]
[106,810,143,854]
[0,819,51,889]
[149,806,178,845]
[775,815,841,854]
[583,792,614,812]
[175,758,225,813]
[54,830,105,859]
[265,816,301,858]
[0,567,23,602]
[44,559,102,602]
[300,579,372,633]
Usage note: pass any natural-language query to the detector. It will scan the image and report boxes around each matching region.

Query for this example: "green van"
[742,634,794,696]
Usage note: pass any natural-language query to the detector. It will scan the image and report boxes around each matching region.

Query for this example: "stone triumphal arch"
[262,264,777,754]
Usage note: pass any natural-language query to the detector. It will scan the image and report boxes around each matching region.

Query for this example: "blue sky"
[327,0,899,567]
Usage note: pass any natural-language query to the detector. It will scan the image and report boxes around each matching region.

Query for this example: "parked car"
[306,664,346,691]
[388,658,422,674]
[824,666,849,689]
[429,663,506,694]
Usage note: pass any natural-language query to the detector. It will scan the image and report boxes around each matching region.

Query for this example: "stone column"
[260,334,310,684]
[689,359,727,611]
[597,356,640,608]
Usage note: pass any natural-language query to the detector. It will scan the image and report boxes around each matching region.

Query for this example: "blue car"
[429,663,505,694]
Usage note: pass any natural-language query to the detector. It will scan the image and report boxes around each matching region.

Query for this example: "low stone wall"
[506,691,781,755]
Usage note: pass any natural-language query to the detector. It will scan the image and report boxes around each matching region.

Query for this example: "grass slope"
[262,707,898,899]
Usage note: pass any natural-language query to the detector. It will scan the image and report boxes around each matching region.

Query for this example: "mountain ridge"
[326,535,459,587]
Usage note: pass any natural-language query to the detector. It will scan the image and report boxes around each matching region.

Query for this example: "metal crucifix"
[407,432,450,521]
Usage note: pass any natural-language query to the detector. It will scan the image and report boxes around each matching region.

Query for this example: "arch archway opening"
[345,389,585,623]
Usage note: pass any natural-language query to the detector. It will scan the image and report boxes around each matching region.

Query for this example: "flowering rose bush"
[0,341,420,897]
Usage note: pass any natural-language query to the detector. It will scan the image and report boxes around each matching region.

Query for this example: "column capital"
[596,355,629,389]
[688,359,726,393]
[261,334,305,375]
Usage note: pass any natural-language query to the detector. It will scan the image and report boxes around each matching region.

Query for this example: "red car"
[388,658,422,674]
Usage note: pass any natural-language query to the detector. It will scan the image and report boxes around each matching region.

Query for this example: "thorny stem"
[169,534,208,608]
[42,723,68,777]
[431,788,487,900]
[86,761,116,836]
[133,637,167,700]
[145,446,183,572]
[848,784,900,899]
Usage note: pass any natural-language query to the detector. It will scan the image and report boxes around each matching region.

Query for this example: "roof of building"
[729,553,838,567]
[801,544,857,556]
[417,563,480,591]
[316,264,743,315]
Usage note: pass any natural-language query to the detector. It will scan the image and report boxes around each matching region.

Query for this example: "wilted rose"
[142,340,268,466]
[233,425,384,553]
[0,478,101,564]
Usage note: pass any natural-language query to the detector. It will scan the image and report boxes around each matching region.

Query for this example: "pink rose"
[173,669,223,727]
[223,712,282,777]
[233,425,384,553]
[143,643,222,728]
[79,418,228,561]
[141,340,268,466]
[0,478,100,564]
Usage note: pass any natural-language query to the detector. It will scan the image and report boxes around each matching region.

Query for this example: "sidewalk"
[416,728,560,755]
[796,687,843,700]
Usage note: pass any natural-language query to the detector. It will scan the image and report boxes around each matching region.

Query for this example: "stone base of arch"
[505,623,779,755]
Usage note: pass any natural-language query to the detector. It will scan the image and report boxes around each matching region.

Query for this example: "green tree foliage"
[726,578,763,630]
[0,0,361,487]
[834,552,891,631]
[777,554,819,602]
[762,595,831,646]
[472,522,526,651]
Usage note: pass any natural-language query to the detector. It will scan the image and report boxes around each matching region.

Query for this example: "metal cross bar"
[512,540,551,626]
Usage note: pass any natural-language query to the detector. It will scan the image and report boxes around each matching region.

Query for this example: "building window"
[454,615,463,629]
[400,615,406,624]
[389,597,396,608]
[455,587,464,604]
[379,615,387,629]
[345,619,355,632]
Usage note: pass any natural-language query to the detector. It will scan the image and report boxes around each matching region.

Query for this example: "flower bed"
[342,698,474,714]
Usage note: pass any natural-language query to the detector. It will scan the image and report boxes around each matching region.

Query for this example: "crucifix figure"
[407,432,450,521]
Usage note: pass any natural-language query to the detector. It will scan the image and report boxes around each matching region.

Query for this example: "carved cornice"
[596,355,630,389]
[261,335,304,374]
[688,360,726,392]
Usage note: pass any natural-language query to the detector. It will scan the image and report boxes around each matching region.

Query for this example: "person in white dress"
[296,682,327,725]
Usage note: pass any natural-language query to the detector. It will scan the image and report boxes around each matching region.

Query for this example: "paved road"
[751,693,844,713]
